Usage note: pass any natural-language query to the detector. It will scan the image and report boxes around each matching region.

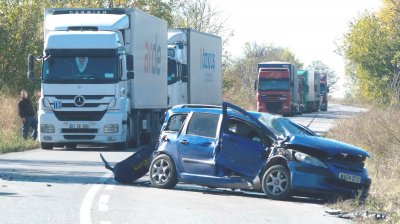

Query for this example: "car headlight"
[41,124,55,133]
[294,151,327,168]
[104,124,119,133]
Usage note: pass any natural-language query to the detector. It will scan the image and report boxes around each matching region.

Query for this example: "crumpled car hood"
[283,135,370,158]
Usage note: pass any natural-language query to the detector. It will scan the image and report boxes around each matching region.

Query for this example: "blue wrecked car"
[149,102,371,200]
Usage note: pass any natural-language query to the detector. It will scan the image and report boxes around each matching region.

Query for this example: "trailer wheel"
[41,143,54,150]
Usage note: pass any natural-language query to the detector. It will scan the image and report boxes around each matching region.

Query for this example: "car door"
[215,102,277,179]
[177,112,221,176]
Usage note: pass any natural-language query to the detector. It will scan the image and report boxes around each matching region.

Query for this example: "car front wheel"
[149,154,177,189]
[262,165,291,200]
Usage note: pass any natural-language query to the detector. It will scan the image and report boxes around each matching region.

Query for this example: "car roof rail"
[172,104,222,109]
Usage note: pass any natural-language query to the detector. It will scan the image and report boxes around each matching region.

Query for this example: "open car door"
[215,102,277,180]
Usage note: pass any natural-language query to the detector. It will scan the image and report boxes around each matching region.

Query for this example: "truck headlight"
[104,124,119,133]
[41,124,55,133]
[294,151,327,168]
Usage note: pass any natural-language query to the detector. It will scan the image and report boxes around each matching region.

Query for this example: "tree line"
[340,0,400,106]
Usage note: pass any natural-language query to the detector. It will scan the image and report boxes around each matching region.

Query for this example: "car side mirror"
[127,71,134,79]
[254,80,258,90]
[126,54,134,71]
[27,54,34,79]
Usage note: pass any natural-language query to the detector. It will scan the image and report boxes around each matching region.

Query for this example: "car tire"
[149,154,177,189]
[262,165,291,200]
[41,143,54,150]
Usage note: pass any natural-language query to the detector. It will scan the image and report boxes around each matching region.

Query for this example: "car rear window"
[165,114,188,132]
[186,113,220,138]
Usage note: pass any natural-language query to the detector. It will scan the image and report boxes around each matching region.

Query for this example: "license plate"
[69,124,89,129]
[339,173,361,183]
[53,101,62,109]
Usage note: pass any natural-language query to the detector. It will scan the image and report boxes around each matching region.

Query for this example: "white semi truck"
[306,70,321,112]
[167,28,222,106]
[28,8,168,149]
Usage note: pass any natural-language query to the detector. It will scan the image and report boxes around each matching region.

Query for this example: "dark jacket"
[18,98,36,118]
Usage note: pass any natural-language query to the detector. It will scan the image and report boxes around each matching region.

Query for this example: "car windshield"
[258,78,289,91]
[255,113,317,137]
[42,56,118,84]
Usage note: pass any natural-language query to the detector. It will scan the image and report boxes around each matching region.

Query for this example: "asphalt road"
[0,103,367,224]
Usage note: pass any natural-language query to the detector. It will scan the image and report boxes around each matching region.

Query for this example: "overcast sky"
[210,0,382,97]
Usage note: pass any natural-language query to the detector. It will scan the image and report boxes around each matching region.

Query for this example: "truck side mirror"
[254,80,258,90]
[127,71,134,79]
[27,54,34,79]
[327,86,330,93]
[126,54,134,71]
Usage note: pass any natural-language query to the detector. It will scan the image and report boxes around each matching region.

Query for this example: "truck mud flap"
[100,141,157,183]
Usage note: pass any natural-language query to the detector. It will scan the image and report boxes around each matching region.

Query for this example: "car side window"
[186,113,220,138]
[228,118,266,145]
[165,114,187,132]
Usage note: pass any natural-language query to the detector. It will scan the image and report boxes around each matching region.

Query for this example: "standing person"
[17,89,37,140]
[34,89,41,112]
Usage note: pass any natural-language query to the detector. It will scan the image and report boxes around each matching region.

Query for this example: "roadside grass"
[326,108,400,223]
[0,94,39,154]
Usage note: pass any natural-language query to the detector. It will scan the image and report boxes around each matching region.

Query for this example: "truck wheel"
[262,165,291,200]
[149,154,177,189]
[41,143,54,150]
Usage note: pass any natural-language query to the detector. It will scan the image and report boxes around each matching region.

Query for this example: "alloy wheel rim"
[151,158,171,184]
[265,170,288,195]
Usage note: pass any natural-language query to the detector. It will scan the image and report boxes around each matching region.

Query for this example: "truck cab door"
[215,103,276,180]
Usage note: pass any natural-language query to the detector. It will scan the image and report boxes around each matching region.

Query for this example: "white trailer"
[29,8,168,149]
[167,28,222,107]
[306,70,321,112]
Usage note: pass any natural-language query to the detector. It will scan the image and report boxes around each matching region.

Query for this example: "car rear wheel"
[150,154,177,189]
[262,165,291,200]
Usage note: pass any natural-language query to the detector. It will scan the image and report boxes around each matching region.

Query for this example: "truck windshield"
[42,56,118,84]
[258,78,289,91]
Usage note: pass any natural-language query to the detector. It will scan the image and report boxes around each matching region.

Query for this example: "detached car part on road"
[149,102,371,200]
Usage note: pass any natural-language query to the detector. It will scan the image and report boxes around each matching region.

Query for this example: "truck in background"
[167,28,222,107]
[297,70,309,113]
[28,8,168,150]
[320,74,328,111]
[256,62,300,116]
[305,70,321,112]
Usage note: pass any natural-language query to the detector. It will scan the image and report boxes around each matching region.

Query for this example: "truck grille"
[54,111,106,121]
[58,103,106,108]
[49,95,113,100]
[63,135,95,140]
[61,128,98,133]
[260,95,287,102]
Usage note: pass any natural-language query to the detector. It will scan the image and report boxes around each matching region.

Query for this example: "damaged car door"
[177,112,221,175]
[215,103,277,179]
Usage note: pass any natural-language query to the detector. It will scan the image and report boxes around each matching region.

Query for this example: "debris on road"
[325,209,388,221]
[100,142,157,183]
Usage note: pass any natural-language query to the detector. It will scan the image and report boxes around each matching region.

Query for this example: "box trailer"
[167,28,222,106]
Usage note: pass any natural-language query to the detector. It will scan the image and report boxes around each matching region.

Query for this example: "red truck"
[256,67,295,116]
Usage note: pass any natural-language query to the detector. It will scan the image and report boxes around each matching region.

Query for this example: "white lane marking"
[105,185,115,191]
[80,172,112,224]
[98,194,110,212]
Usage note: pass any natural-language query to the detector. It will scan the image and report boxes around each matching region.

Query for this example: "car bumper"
[288,161,371,199]
[38,110,127,144]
